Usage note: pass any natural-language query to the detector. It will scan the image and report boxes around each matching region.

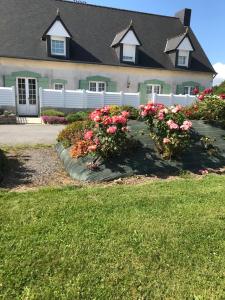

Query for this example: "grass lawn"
[0,175,225,299]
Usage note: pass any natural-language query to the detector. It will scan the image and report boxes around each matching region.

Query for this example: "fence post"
[152,92,156,104]
[120,91,124,106]
[11,86,16,111]
[170,93,174,106]
[39,87,42,115]
[101,91,105,107]
[83,90,87,109]
[185,94,189,106]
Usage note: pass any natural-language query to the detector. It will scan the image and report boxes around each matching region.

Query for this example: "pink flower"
[121,126,128,132]
[121,111,130,118]
[102,116,112,126]
[220,94,225,100]
[107,126,117,134]
[88,145,97,152]
[171,105,183,114]
[94,138,100,145]
[166,120,179,130]
[204,88,213,95]
[199,169,209,175]
[101,106,110,114]
[163,138,171,144]
[84,130,94,140]
[94,115,101,122]
[180,120,192,131]
[139,105,145,110]
[112,115,127,125]
[198,94,205,101]
[157,112,164,120]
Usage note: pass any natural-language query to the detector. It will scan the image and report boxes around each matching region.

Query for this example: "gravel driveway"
[0,124,65,145]
[0,147,74,190]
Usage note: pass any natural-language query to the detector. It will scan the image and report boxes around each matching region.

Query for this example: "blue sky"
[86,0,225,84]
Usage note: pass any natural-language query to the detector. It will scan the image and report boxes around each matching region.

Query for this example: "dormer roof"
[111,21,142,47]
[42,10,72,40]
[164,29,195,53]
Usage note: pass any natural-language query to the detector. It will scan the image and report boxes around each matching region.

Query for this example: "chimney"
[175,8,192,27]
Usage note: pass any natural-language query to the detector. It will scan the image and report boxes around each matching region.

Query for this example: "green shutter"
[162,83,172,94]
[176,85,184,95]
[138,83,147,104]
[107,81,117,92]
[38,77,49,89]
[4,75,16,87]
[79,80,89,90]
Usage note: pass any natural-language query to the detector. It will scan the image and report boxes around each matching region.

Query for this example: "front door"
[146,84,161,101]
[17,78,38,116]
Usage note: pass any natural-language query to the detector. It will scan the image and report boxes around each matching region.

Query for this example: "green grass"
[0,175,225,299]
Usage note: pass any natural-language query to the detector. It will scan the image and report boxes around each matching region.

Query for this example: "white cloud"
[213,63,225,86]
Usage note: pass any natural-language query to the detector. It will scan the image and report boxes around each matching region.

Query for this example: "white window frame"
[89,81,106,92]
[51,36,66,56]
[122,44,136,63]
[54,83,64,90]
[184,86,196,95]
[146,84,161,95]
[177,50,189,67]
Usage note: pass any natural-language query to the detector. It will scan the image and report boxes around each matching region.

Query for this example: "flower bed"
[41,116,68,125]
[139,103,192,159]
[69,106,133,161]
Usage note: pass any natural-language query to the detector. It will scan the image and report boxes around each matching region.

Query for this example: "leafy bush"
[183,89,225,121]
[41,116,67,125]
[66,111,89,123]
[41,109,65,117]
[70,106,131,160]
[140,103,192,160]
[120,106,139,120]
[57,121,90,148]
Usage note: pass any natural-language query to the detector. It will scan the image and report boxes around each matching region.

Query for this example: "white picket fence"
[152,93,196,106]
[39,88,140,110]
[0,87,15,107]
[0,87,197,113]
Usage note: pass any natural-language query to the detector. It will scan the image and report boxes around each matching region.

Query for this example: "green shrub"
[66,111,89,123]
[57,120,91,148]
[184,96,225,121]
[41,109,65,117]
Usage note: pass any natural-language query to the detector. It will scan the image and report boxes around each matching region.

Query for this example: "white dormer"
[46,20,71,38]
[42,12,72,58]
[177,37,194,67]
[111,22,142,64]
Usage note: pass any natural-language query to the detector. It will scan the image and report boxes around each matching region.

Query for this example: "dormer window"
[51,36,66,56]
[165,29,194,69]
[42,10,72,59]
[178,50,189,67]
[111,21,142,65]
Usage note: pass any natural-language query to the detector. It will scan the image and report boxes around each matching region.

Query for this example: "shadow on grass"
[0,150,34,189]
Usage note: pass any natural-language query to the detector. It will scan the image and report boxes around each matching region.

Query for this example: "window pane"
[28,79,37,105]
[18,78,26,105]
[55,84,64,90]
[51,39,65,55]
[184,87,189,95]
[89,82,97,91]
[146,85,153,94]
[178,56,186,65]
[154,85,160,94]
[98,82,106,92]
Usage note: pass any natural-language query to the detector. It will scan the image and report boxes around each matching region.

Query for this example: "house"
[0,0,215,116]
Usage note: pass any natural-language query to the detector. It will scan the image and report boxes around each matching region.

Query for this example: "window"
[51,37,66,56]
[89,81,106,92]
[177,50,189,67]
[146,84,161,95]
[123,44,136,63]
[54,83,64,90]
[184,86,196,95]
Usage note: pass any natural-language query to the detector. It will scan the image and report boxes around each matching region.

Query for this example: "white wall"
[0,57,213,93]
[0,87,15,107]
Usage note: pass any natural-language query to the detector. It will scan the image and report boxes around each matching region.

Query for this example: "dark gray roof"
[0,0,215,73]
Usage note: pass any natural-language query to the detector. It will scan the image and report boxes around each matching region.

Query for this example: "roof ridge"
[54,0,180,20]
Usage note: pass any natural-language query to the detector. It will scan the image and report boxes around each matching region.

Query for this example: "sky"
[83,0,225,85]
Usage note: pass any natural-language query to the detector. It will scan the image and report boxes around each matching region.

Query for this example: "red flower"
[84,130,94,140]
[193,87,199,95]
[220,94,225,100]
